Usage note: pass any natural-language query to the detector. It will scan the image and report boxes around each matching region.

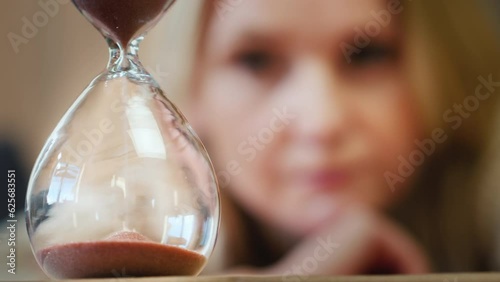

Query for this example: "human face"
[190,0,423,237]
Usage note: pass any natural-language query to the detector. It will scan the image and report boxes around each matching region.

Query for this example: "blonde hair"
[191,0,500,272]
[392,0,500,271]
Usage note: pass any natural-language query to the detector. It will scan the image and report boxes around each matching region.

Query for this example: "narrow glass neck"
[106,37,147,78]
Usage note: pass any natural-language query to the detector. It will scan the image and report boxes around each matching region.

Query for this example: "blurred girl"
[186,0,500,274]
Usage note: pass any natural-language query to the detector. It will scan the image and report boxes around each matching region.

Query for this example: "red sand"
[72,0,173,46]
[37,231,206,279]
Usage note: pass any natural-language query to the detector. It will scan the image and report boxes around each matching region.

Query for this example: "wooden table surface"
[55,273,499,282]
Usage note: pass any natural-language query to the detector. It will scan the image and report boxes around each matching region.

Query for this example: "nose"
[283,59,349,145]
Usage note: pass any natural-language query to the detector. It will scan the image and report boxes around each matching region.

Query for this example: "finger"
[271,208,376,275]
[373,215,431,274]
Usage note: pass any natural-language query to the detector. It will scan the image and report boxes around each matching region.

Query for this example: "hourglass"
[25,0,220,279]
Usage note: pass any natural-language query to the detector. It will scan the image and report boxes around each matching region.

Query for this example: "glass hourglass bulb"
[25,0,220,279]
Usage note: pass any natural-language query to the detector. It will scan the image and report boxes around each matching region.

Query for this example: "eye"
[349,43,396,66]
[236,50,275,74]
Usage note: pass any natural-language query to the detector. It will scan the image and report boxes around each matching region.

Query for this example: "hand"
[269,206,430,277]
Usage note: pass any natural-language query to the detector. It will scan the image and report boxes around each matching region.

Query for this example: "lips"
[294,168,351,192]
[280,146,363,193]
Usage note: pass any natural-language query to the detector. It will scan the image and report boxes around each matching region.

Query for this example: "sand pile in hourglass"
[39,232,206,278]
[34,144,207,278]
